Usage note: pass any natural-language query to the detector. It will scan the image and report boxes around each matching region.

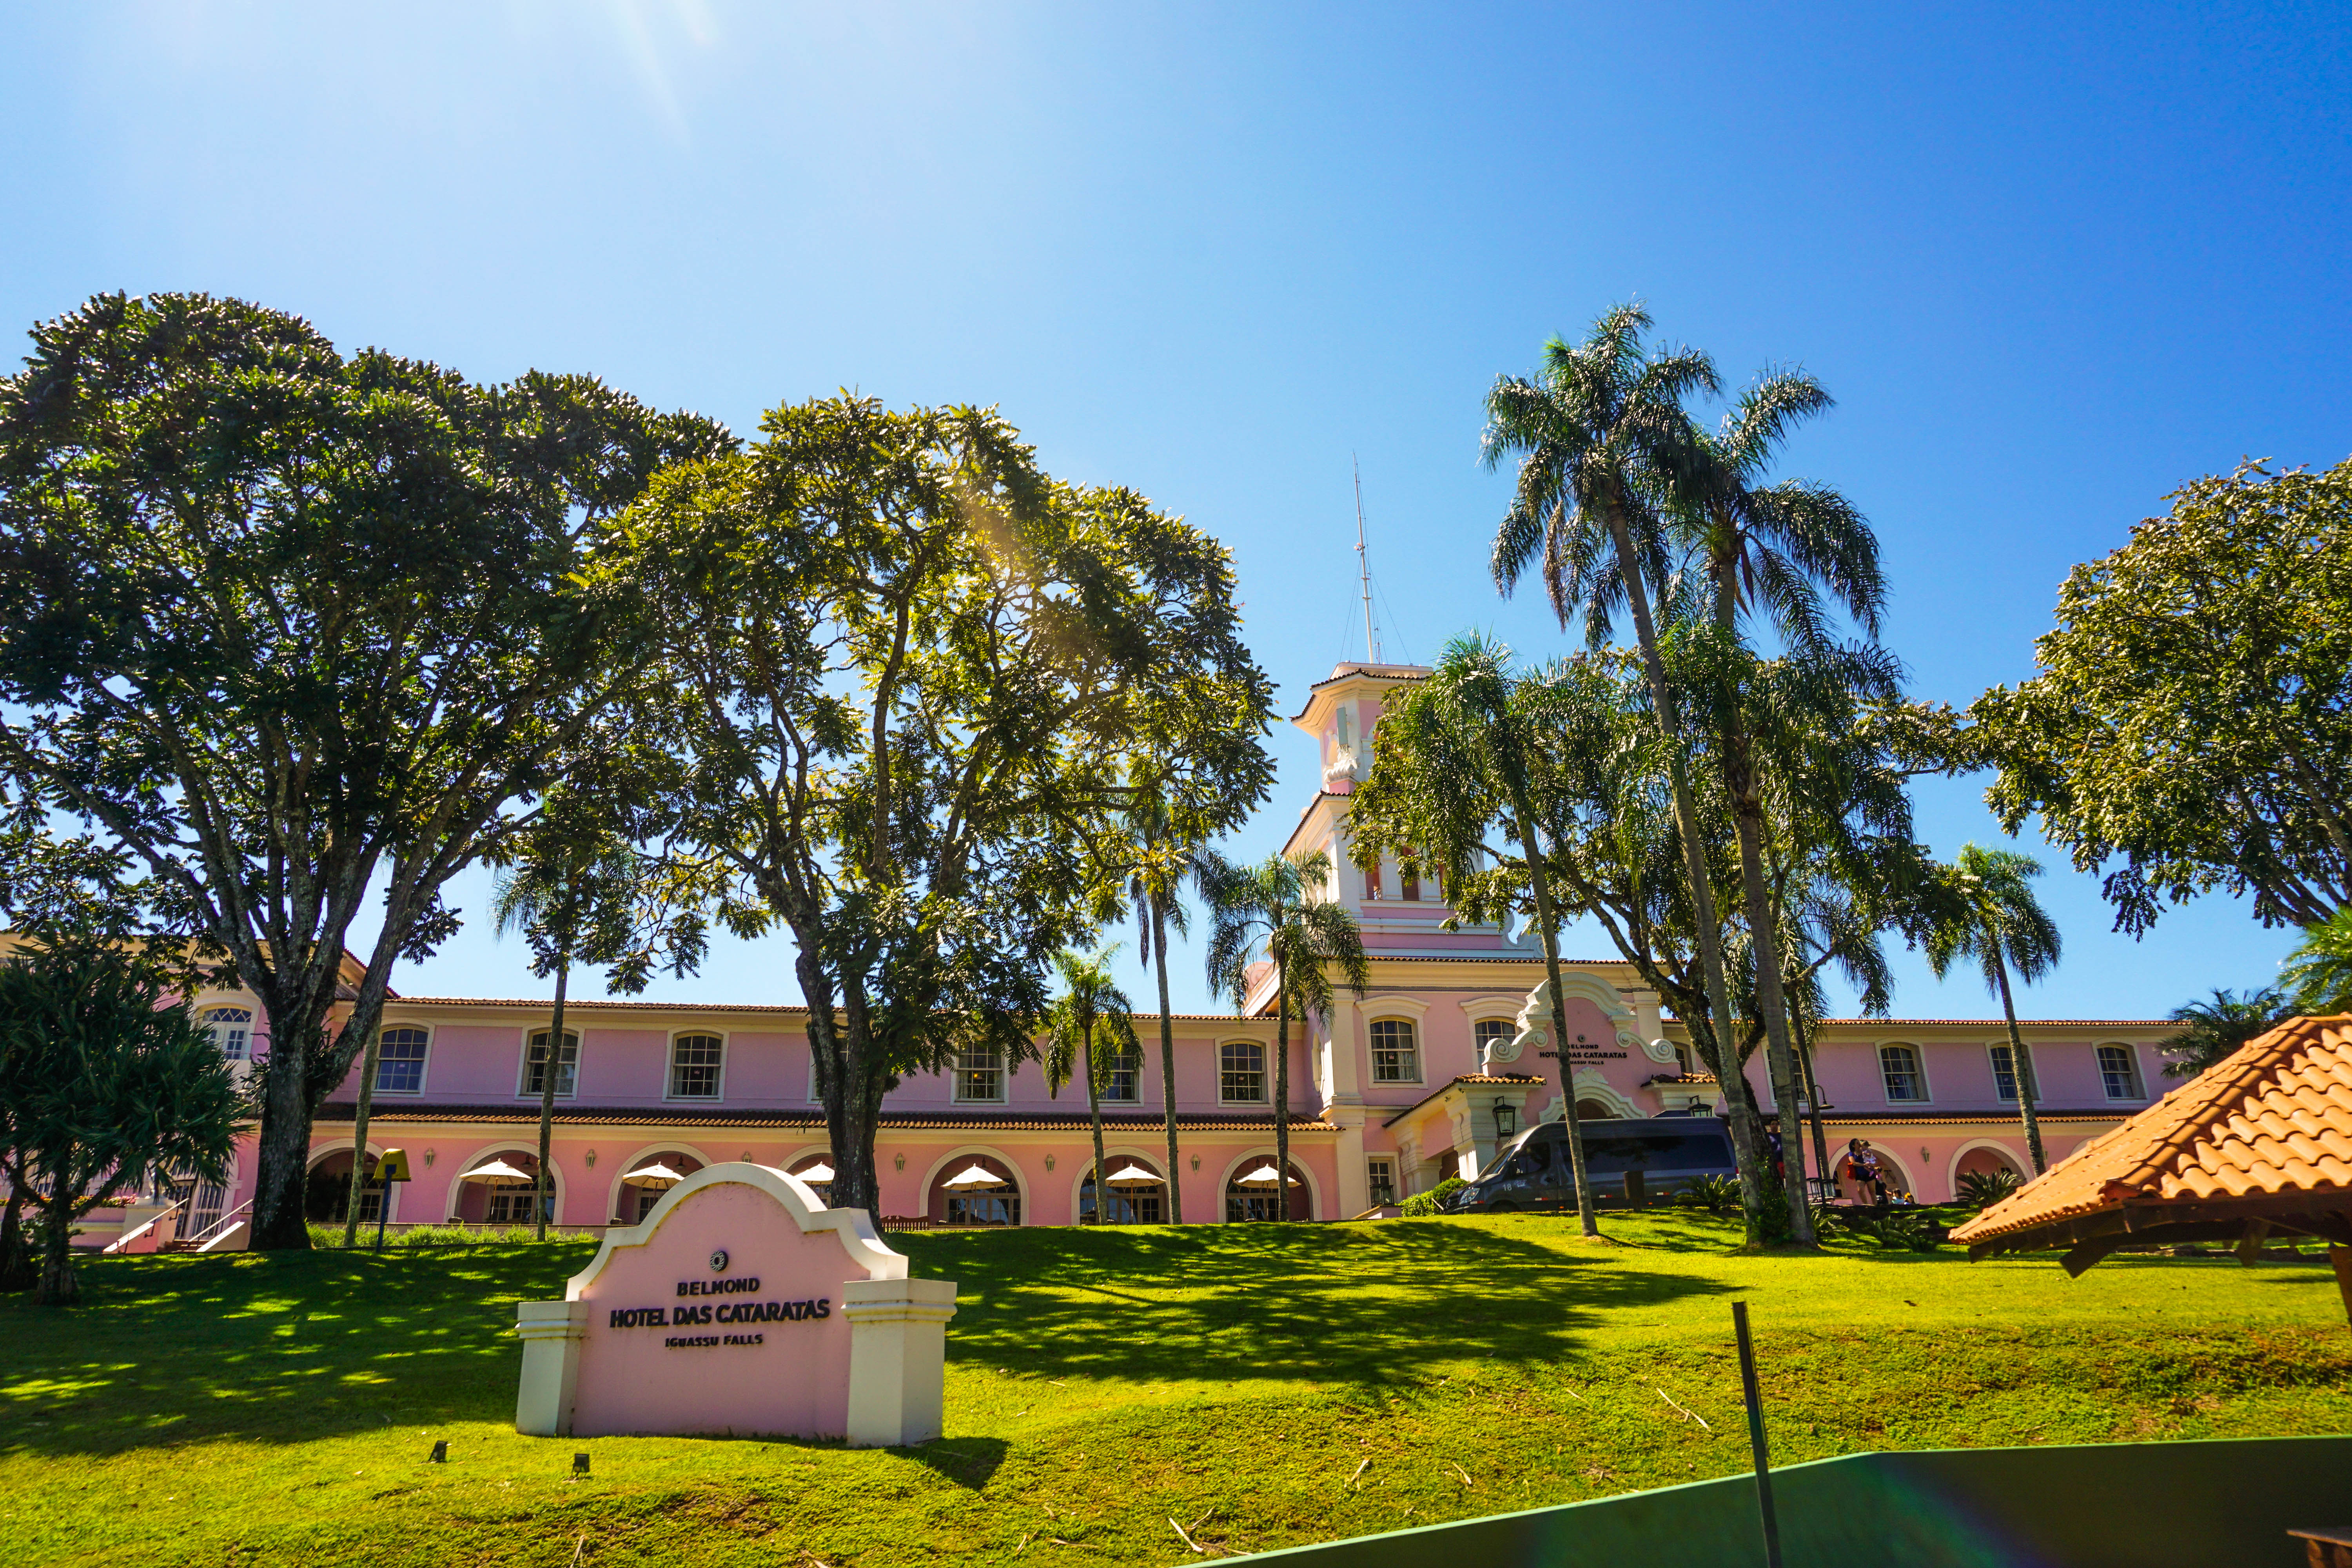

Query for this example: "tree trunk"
[33,1189,77,1307]
[0,1177,30,1292]
[1797,1028,1833,1205]
[535,962,569,1240]
[343,1022,385,1248]
[1273,979,1290,1222]
[248,1013,326,1250]
[1152,902,1184,1225]
[1730,799,1815,1244]
[1513,804,1599,1236]
[1083,1020,1108,1223]
[1600,502,1755,1236]
[1992,955,2048,1174]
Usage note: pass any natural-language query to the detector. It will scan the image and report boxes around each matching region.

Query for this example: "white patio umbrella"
[1236,1163,1299,1187]
[943,1162,1007,1188]
[1105,1162,1162,1186]
[794,1161,836,1183]
[620,1161,688,1187]
[456,1158,534,1186]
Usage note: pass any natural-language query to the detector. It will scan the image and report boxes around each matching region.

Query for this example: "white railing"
[184,1198,254,1251]
[101,1198,189,1254]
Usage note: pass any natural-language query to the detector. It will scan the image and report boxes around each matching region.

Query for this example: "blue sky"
[5,3,2347,1021]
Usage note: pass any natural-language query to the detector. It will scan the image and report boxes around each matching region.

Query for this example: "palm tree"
[1677,367,1885,1245]
[1042,947,1142,1223]
[491,838,633,1241]
[1124,793,1205,1224]
[1200,849,1368,1219]
[2162,986,2292,1078]
[1343,633,1604,1235]
[2280,907,2352,1017]
[1482,305,1750,1205]
[1925,844,2062,1173]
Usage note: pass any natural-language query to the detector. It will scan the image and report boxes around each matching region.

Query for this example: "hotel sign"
[514,1163,956,1445]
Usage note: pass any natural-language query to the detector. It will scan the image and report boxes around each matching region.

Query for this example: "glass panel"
[955,1046,1002,1102]
[1220,1042,1265,1103]
[670,1034,723,1098]
[523,1032,578,1097]
[1880,1046,1923,1102]
[1366,1159,1396,1205]
[1369,1020,1418,1083]
[1989,1045,2021,1102]
[1101,1045,1140,1102]
[376,1027,429,1093]
[2098,1045,2139,1099]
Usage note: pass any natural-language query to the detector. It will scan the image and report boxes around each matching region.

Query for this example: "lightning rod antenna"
[1354,456,1381,663]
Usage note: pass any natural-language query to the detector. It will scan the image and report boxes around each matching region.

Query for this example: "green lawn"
[2,1213,2346,1566]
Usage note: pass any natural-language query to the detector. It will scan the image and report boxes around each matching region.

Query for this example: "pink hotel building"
[149,662,2179,1244]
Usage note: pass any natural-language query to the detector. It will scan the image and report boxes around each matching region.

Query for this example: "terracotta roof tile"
[1951,1015,2352,1247]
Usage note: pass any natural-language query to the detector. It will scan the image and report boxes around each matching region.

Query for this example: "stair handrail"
[184,1197,254,1249]
[102,1196,189,1254]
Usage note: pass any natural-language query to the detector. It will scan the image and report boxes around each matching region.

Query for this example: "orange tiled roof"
[1950,1015,2352,1249]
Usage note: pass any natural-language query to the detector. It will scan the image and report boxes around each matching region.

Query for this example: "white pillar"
[1333,1109,1370,1218]
[514,1300,586,1436]
[841,1278,960,1447]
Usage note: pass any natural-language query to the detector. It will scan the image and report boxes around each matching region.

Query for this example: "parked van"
[1450,1116,1738,1212]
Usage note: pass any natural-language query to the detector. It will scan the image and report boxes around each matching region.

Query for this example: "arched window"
[619,1149,704,1222]
[1225,1158,1309,1221]
[1080,1160,1166,1223]
[1220,1041,1266,1103]
[1096,1041,1142,1102]
[1879,1044,1926,1102]
[1369,1019,1419,1083]
[1474,1018,1513,1061]
[931,1156,1021,1226]
[454,1149,551,1225]
[669,1033,724,1099]
[955,1044,1004,1103]
[374,1027,429,1094]
[200,1007,252,1061]
[1575,1099,1619,1121]
[2097,1044,2143,1100]
[521,1030,579,1099]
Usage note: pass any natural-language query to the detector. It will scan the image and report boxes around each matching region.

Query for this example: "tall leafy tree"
[0,293,731,1248]
[605,396,1274,1215]
[1673,367,1886,1245]
[1924,844,2062,1172]
[1483,305,1746,1169]
[1345,633,1606,1236]
[1042,946,1141,1222]
[2160,985,2293,1079]
[1966,458,2352,934]
[2280,910,2352,1016]
[0,938,240,1303]
[1200,849,1367,1219]
[1123,789,1205,1223]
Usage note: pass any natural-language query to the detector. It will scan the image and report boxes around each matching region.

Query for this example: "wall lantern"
[1494,1103,1519,1138]
[894,1153,906,1172]
[1920,1147,1931,1162]
[1190,1155,1201,1172]
[1044,1154,1057,1172]
[584,1149,597,1168]
[423,1149,436,1168]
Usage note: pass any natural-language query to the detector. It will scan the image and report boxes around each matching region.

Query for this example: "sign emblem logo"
[709,1248,730,1273]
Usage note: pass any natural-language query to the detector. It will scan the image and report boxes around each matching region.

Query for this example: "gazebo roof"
[1949,1015,2352,1270]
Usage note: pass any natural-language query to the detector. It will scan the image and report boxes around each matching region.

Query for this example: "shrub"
[1683,1173,1741,1216]
[1853,1209,1944,1252]
[1956,1167,2023,1210]
[1400,1177,1467,1216]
